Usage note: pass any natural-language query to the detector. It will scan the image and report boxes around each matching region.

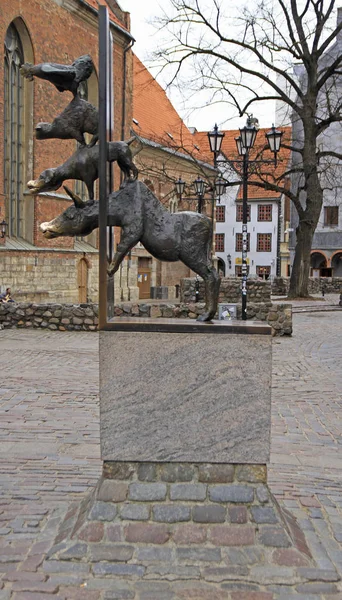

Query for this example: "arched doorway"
[310,251,329,277]
[78,258,88,303]
[331,251,342,276]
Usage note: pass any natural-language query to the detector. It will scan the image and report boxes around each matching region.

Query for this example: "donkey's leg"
[181,252,220,322]
[196,263,220,322]
[107,226,141,277]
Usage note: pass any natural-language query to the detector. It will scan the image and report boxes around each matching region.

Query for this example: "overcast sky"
[117,1,342,132]
[117,0,277,131]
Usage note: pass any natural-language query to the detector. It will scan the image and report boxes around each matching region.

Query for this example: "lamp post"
[208,116,283,321]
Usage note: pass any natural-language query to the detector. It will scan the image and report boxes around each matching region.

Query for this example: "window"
[256,266,271,280]
[169,198,178,213]
[216,205,225,222]
[257,233,272,252]
[4,23,25,237]
[236,204,250,221]
[235,233,250,252]
[235,265,250,277]
[324,206,338,226]
[258,204,272,221]
[215,233,225,252]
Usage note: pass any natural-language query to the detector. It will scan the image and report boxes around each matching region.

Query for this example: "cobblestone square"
[0,312,341,598]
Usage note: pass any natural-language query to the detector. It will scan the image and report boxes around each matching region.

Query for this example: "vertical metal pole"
[276,199,281,277]
[197,195,203,214]
[98,6,109,329]
[107,28,115,318]
[241,152,248,321]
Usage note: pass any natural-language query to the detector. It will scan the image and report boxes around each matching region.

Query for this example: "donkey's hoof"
[196,312,214,322]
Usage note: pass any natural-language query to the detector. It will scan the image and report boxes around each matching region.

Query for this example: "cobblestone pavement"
[0,314,341,599]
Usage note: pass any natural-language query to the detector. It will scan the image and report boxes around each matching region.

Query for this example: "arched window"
[169,198,178,213]
[4,23,24,238]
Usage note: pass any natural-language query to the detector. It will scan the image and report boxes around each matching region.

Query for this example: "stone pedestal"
[100,323,271,464]
[47,321,321,592]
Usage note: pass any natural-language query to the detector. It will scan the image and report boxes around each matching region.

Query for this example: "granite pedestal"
[100,320,272,464]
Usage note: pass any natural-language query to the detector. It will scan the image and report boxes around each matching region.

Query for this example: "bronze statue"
[27,139,138,201]
[40,182,220,321]
[35,95,99,148]
[20,54,94,97]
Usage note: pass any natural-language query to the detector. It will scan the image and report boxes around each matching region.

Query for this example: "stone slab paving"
[0,315,341,598]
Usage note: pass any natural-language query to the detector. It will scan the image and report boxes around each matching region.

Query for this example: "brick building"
[0,0,134,303]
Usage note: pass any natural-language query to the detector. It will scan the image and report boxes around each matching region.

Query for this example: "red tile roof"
[194,127,292,199]
[132,55,204,160]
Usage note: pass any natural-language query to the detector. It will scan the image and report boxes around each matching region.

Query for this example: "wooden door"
[138,257,151,299]
[78,258,88,303]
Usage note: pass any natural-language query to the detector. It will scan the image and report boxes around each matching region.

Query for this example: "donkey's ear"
[63,185,87,209]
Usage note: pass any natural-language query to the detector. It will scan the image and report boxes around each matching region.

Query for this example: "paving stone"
[138,464,158,482]
[251,506,279,524]
[230,593,273,600]
[124,523,170,544]
[192,505,226,523]
[90,544,134,561]
[228,506,248,524]
[128,483,167,502]
[209,485,254,503]
[88,501,117,521]
[249,566,297,584]
[77,523,104,542]
[92,562,145,577]
[172,524,207,544]
[103,463,135,480]
[103,590,135,600]
[97,480,128,503]
[272,548,310,567]
[153,504,191,523]
[235,465,267,483]
[136,547,173,562]
[170,484,207,501]
[160,464,195,482]
[176,547,221,563]
[198,464,234,483]
[296,582,339,594]
[258,526,292,548]
[120,503,150,521]
[225,547,265,566]
[43,560,90,575]
[297,567,340,581]
[202,565,249,580]
[210,525,255,546]
[59,543,88,560]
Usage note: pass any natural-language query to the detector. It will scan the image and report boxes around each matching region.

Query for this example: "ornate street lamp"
[215,177,227,199]
[175,176,186,201]
[207,124,225,167]
[193,177,206,213]
[265,125,283,166]
[1,219,8,238]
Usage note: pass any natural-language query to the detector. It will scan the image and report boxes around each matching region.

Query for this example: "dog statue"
[27,138,139,201]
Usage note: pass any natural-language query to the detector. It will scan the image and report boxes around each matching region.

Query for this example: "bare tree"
[151,0,342,297]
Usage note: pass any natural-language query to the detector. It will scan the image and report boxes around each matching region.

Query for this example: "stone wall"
[0,251,99,304]
[0,300,292,336]
[181,277,271,304]
[272,276,342,296]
